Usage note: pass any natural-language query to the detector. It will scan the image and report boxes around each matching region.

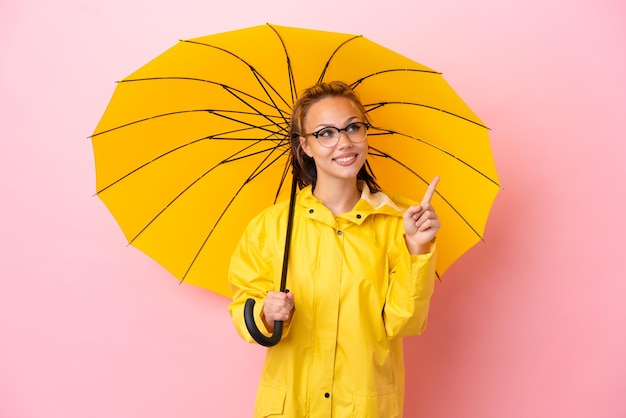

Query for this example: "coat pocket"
[351,389,400,418]
[254,384,287,417]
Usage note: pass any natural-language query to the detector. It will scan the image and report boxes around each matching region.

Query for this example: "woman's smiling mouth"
[333,154,358,164]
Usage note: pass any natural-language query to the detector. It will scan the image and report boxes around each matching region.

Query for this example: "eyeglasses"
[304,122,370,148]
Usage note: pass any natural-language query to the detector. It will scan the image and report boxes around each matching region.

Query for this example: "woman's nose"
[335,131,353,148]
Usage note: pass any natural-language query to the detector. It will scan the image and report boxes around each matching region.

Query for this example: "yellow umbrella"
[91,23,500,299]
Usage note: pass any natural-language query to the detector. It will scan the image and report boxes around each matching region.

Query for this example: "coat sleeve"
[227,211,293,344]
[383,228,436,339]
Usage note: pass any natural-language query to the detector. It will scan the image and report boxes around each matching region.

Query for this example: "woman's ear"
[299,136,313,158]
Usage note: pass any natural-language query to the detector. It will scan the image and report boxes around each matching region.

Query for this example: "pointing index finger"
[421,176,440,204]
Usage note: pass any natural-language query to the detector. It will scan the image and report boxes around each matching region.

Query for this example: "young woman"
[228,81,440,417]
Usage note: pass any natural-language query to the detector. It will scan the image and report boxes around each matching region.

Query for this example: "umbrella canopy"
[91,23,500,297]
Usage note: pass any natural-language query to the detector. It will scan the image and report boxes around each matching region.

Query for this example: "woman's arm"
[228,212,294,343]
[383,241,436,339]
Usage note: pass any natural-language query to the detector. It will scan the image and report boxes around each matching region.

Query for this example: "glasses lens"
[316,127,339,147]
[345,122,367,142]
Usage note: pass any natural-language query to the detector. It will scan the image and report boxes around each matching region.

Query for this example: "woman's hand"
[403,177,441,255]
[262,291,295,332]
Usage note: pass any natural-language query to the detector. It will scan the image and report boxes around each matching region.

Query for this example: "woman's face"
[299,96,368,185]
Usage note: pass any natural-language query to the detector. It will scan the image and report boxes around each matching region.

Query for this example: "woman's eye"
[346,123,360,133]
[318,129,334,138]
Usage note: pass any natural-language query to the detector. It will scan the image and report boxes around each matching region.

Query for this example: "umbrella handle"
[244,297,283,347]
[243,175,297,347]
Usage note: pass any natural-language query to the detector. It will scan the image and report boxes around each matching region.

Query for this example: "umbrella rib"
[351,68,441,88]
[258,147,291,183]
[369,130,500,188]
[90,108,284,138]
[275,158,292,203]
[222,143,290,170]
[126,137,289,246]
[219,85,290,136]
[178,144,292,282]
[366,101,488,129]
[312,38,441,86]
[207,108,287,138]
[254,75,291,127]
[266,23,298,105]
[116,75,291,120]
[91,109,206,137]
[180,38,293,111]
[95,120,286,194]
[316,34,364,84]
[368,144,489,240]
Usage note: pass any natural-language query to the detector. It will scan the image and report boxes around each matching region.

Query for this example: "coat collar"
[297,182,415,226]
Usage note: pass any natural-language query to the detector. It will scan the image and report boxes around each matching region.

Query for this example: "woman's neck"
[312,179,361,216]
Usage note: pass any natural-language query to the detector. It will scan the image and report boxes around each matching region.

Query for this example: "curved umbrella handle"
[244,297,283,347]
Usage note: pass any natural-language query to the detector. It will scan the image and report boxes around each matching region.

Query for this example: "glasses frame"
[304,122,370,148]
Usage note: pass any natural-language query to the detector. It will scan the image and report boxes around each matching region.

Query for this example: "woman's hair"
[289,80,380,192]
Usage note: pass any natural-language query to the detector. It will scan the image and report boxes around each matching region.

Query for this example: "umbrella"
[91,24,500,343]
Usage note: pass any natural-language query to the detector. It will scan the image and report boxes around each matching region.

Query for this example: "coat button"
[356,214,362,219]
[324,392,330,398]
[337,230,342,236]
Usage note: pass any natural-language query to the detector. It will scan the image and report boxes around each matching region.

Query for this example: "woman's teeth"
[335,155,356,163]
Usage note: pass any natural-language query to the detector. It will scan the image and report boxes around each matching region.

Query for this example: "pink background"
[2,0,625,416]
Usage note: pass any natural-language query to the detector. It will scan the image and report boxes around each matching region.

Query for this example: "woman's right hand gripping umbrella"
[261,290,295,333]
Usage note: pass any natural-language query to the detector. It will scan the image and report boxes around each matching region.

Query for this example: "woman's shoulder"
[250,199,290,221]
[239,201,289,246]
